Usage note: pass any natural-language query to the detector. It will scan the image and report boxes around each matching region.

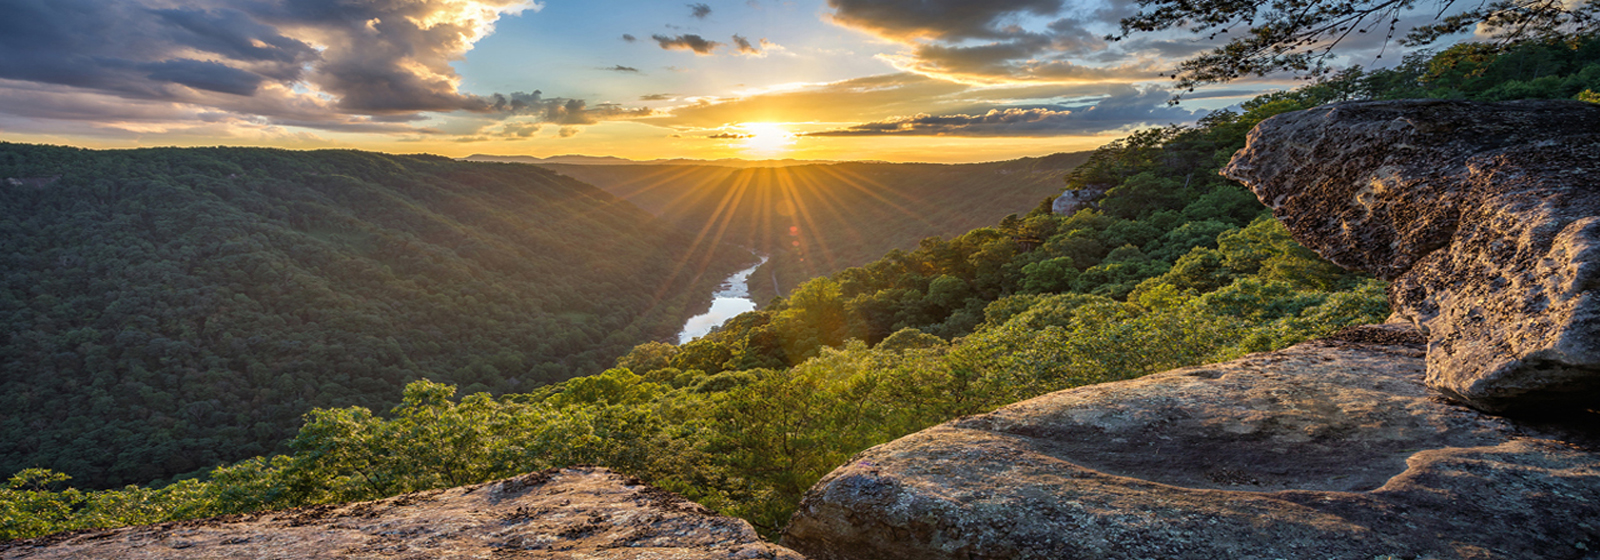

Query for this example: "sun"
[737,123,796,156]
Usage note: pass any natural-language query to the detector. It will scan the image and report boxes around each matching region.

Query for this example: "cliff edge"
[782,99,1600,560]
[782,325,1600,559]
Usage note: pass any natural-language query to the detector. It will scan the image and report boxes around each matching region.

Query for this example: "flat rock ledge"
[1,466,804,560]
[781,324,1600,560]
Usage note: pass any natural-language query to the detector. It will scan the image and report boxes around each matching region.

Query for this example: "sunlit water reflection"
[678,255,769,344]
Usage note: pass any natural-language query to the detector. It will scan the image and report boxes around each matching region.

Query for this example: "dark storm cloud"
[653,34,723,54]
[689,3,713,19]
[806,86,1200,136]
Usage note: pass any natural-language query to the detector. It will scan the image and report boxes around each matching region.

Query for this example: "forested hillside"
[4,36,1599,544]
[0,145,750,488]
[537,153,1092,301]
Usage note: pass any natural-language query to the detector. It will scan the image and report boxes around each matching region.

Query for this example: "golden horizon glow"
[736,123,798,156]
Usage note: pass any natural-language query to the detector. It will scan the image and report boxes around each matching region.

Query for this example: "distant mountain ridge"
[536,152,1095,301]
[463,154,839,168]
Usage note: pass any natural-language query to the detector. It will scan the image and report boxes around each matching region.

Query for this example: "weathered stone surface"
[2,467,804,560]
[1053,185,1107,216]
[1222,99,1600,412]
[782,325,1600,560]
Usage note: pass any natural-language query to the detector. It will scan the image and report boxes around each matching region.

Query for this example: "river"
[678,254,769,344]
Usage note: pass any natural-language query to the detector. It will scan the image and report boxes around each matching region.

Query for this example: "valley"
[508,153,1093,301]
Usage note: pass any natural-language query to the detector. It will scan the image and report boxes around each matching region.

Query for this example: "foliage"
[0,145,749,488]
[0,113,1387,543]
[12,40,1587,545]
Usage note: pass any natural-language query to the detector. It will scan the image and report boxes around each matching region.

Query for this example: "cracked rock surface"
[781,325,1600,560]
[1222,99,1600,412]
[2,466,804,560]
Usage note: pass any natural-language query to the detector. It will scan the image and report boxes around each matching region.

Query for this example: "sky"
[0,0,1442,163]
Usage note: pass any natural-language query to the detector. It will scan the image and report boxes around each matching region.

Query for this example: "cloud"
[804,86,1201,136]
[732,35,761,55]
[827,0,1065,41]
[604,65,643,73]
[622,34,638,42]
[137,59,268,96]
[500,121,543,137]
[822,0,1152,84]
[653,34,723,54]
[887,43,1160,83]
[648,72,1125,132]
[707,132,751,138]
[640,93,676,101]
[0,0,655,137]
[487,91,657,125]
[651,73,973,128]
[689,3,713,19]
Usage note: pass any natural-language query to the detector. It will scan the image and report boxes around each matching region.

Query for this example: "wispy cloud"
[804,86,1200,136]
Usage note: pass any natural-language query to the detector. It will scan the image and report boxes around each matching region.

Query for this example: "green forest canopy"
[3,35,1599,543]
[0,145,749,488]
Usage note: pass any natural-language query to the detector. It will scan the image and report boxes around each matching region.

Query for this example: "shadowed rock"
[2,467,805,560]
[781,325,1600,560]
[1222,99,1600,412]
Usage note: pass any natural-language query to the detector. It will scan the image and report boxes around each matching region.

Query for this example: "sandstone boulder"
[2,466,804,560]
[1222,99,1600,412]
[782,325,1600,560]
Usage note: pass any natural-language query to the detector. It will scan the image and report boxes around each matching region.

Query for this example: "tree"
[1114,0,1599,93]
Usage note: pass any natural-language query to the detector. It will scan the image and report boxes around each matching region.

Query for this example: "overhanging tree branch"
[1112,0,1599,95]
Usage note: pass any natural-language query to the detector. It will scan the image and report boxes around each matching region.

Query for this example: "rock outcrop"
[2,467,804,560]
[1222,99,1600,412]
[1052,185,1109,216]
[782,324,1600,560]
